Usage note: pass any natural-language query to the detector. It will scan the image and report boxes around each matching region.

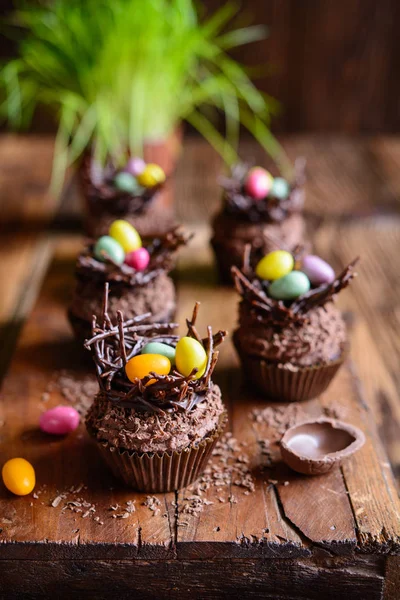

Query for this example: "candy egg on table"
[137,164,166,188]
[268,271,311,301]
[39,406,80,435]
[271,177,290,200]
[125,354,171,383]
[141,342,176,363]
[256,250,294,281]
[245,167,273,200]
[301,255,335,286]
[125,157,146,177]
[2,458,35,496]
[125,247,150,271]
[109,220,142,253]
[94,236,125,265]
[114,172,140,194]
[175,337,207,380]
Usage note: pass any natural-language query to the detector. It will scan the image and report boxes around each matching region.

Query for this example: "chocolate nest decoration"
[220,158,306,222]
[84,284,227,414]
[231,246,358,327]
[76,227,192,286]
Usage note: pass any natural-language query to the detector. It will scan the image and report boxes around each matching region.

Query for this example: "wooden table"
[0,135,399,599]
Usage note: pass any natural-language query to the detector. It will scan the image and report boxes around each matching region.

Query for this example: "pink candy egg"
[39,406,80,435]
[125,157,146,177]
[125,247,150,271]
[245,167,273,200]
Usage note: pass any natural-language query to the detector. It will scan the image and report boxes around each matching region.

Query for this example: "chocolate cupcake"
[232,248,358,402]
[80,154,176,238]
[84,294,227,492]
[68,225,190,344]
[211,159,306,284]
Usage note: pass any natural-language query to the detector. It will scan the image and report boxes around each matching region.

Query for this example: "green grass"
[1,0,291,190]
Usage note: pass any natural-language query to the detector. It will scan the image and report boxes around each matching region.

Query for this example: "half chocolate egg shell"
[280,417,365,475]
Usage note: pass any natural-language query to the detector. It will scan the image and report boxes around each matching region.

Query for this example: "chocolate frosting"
[219,158,306,223]
[235,302,347,367]
[86,383,224,454]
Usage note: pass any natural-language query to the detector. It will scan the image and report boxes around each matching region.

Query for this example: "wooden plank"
[0,237,175,559]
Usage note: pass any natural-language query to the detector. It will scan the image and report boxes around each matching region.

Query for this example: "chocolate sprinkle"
[84,284,227,413]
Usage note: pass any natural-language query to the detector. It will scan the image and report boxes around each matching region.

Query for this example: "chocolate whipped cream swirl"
[76,227,191,287]
[220,158,306,223]
[84,285,227,414]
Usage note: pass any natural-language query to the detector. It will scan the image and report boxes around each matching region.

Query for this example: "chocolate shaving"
[84,286,227,413]
[232,256,358,327]
[76,226,192,286]
[219,158,306,223]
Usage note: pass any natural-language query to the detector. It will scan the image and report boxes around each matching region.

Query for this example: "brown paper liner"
[87,414,227,492]
[234,335,347,402]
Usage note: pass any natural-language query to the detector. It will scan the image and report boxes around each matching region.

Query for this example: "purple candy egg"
[125,157,146,177]
[301,255,335,286]
[40,406,80,435]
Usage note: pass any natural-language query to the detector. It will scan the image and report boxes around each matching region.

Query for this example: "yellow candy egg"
[137,164,166,188]
[125,354,171,384]
[2,458,35,496]
[109,220,142,253]
[255,250,294,281]
[175,337,207,380]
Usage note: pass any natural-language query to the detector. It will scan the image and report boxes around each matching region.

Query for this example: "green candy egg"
[141,342,176,363]
[114,172,141,194]
[268,271,310,300]
[94,236,125,265]
[271,177,290,200]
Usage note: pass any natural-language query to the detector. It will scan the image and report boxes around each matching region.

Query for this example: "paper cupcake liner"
[87,414,227,493]
[234,337,346,403]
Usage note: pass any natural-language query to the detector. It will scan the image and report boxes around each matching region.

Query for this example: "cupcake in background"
[80,155,176,238]
[211,158,306,284]
[68,221,191,343]
[232,247,358,402]
[85,292,227,492]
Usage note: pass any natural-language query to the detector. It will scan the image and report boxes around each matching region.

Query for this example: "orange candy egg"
[2,458,36,496]
[125,354,171,384]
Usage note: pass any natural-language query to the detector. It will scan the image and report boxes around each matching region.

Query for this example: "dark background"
[1,0,399,133]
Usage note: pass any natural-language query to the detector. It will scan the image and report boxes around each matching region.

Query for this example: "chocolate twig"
[85,288,227,412]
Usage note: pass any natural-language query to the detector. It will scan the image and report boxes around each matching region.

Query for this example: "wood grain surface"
[0,134,399,599]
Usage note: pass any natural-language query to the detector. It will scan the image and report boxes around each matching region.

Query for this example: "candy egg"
[175,337,207,380]
[125,354,171,383]
[39,406,80,435]
[271,177,290,200]
[245,167,273,200]
[256,250,294,281]
[114,172,140,194]
[301,255,335,286]
[125,247,150,271]
[2,458,35,496]
[137,163,166,188]
[94,236,125,265]
[268,271,311,300]
[109,220,142,253]
[125,157,146,177]
[141,342,176,363]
